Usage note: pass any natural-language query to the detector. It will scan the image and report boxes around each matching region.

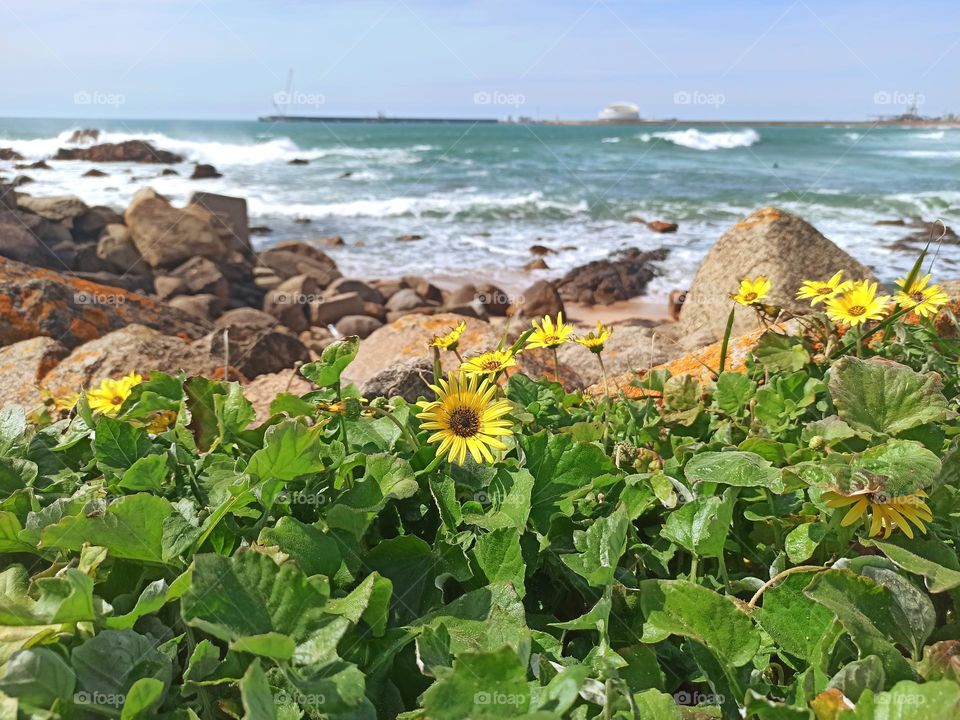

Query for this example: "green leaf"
[638,579,760,667]
[859,565,935,660]
[71,630,171,703]
[633,689,683,719]
[785,522,827,564]
[853,679,960,720]
[182,552,329,647]
[105,579,175,630]
[870,535,960,593]
[0,648,75,708]
[94,416,151,477]
[118,454,168,493]
[829,356,949,437]
[803,569,915,683]
[0,458,37,495]
[418,583,529,655]
[520,432,614,533]
[663,374,700,411]
[120,677,165,720]
[714,372,756,416]
[661,488,736,559]
[421,647,530,719]
[684,450,785,492]
[850,440,941,495]
[259,517,342,578]
[40,494,175,563]
[561,505,629,587]
[230,633,296,660]
[473,528,526,597]
[755,332,810,373]
[240,660,276,720]
[755,571,835,661]
[827,655,885,702]
[325,572,392,636]
[0,407,27,455]
[300,337,360,388]
[246,421,326,483]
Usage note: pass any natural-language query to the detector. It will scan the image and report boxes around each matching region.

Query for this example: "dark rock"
[647,220,678,233]
[371,279,406,301]
[529,244,554,256]
[288,158,310,165]
[67,129,101,144]
[71,271,153,293]
[82,168,109,177]
[72,205,123,241]
[11,176,33,187]
[188,192,251,255]
[0,149,25,161]
[96,224,143,273]
[169,256,229,303]
[294,217,312,224]
[190,163,222,180]
[249,225,272,236]
[397,234,423,242]
[524,258,548,270]
[402,276,443,304]
[385,288,426,313]
[0,211,66,268]
[310,292,365,326]
[215,307,277,331]
[318,235,344,247]
[205,316,310,379]
[336,315,383,339]
[360,358,432,403]
[556,247,668,305]
[169,293,222,321]
[326,278,384,305]
[16,161,51,170]
[516,280,564,320]
[258,241,340,286]
[54,140,182,164]
[161,168,179,176]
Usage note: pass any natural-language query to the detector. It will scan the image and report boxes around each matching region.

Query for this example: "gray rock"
[360,358,433,403]
[17,194,89,223]
[169,293,222,320]
[97,224,143,273]
[516,279,564,320]
[385,288,425,312]
[326,277,384,304]
[168,256,229,303]
[335,315,384,339]
[125,188,227,268]
[310,292,365,326]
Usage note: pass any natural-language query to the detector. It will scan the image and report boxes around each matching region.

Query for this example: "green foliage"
[1,319,959,719]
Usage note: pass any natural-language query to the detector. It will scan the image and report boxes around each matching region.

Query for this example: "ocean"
[1,118,958,295]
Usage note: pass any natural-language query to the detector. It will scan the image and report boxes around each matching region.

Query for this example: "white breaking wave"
[0,128,422,167]
[915,130,945,140]
[638,128,761,150]
[247,190,589,219]
[601,137,621,143]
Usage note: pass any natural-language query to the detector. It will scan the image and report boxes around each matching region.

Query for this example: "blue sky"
[1,0,957,120]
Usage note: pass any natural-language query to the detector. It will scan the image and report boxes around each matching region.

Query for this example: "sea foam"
[639,128,761,150]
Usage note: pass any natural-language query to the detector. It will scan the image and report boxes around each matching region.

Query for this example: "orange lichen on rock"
[0,256,209,348]
[734,206,781,231]
[589,327,768,398]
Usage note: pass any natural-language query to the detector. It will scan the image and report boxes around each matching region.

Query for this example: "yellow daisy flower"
[575,322,613,354]
[416,372,513,465]
[824,281,891,327]
[86,373,143,416]
[731,276,772,306]
[894,273,950,319]
[822,488,932,539]
[460,349,518,378]
[40,387,79,413]
[796,271,852,306]
[527,312,573,349]
[429,320,467,351]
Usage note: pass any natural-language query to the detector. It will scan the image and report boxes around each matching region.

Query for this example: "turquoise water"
[1,118,958,292]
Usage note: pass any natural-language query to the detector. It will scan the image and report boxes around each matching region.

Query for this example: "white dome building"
[598,102,640,121]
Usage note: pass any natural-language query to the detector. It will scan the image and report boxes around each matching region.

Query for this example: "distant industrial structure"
[598,102,641,121]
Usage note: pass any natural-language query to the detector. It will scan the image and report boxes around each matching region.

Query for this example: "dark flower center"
[111,395,124,405]
[481,359,502,370]
[743,292,757,302]
[911,291,925,303]
[816,286,832,295]
[847,305,866,316]
[448,407,480,438]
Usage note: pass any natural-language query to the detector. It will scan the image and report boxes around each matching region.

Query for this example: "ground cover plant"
[2,264,960,719]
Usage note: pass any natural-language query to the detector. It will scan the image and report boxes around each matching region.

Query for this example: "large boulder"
[54,140,182,164]
[0,337,70,410]
[167,256,229,304]
[556,248,668,305]
[515,279,564,320]
[17,194,89,223]
[41,324,220,397]
[0,211,68,268]
[343,313,499,385]
[258,241,341,286]
[188,192,251,255]
[360,358,432,403]
[0,256,209,349]
[679,208,878,342]
[124,188,227,268]
[96,224,143,273]
[206,310,310,379]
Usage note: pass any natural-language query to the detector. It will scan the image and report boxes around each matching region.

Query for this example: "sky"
[1,0,958,121]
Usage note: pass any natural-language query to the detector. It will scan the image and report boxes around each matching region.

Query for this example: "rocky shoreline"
[1,136,957,419]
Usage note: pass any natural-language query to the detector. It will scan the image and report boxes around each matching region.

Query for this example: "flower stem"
[717,305,736,375]
[552,347,562,386]
[748,565,824,607]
